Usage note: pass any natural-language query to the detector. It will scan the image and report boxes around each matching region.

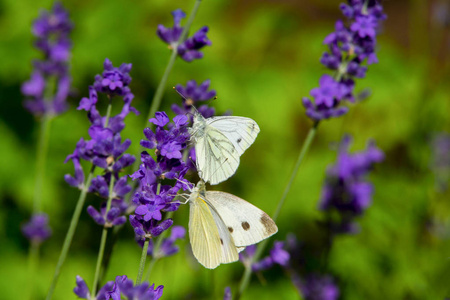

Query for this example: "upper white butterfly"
[189,111,260,185]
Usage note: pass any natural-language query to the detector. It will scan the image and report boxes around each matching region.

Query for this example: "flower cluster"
[140,225,186,258]
[74,275,163,300]
[319,135,384,234]
[157,9,212,62]
[430,133,450,192]
[302,0,386,121]
[240,241,290,272]
[296,274,340,300]
[64,59,138,226]
[22,2,73,117]
[130,112,191,241]
[21,213,52,243]
[172,79,217,118]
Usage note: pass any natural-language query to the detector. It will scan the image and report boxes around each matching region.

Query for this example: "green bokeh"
[1,0,449,299]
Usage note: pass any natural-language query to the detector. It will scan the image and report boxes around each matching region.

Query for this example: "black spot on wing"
[220,238,223,245]
[241,222,250,231]
[228,227,233,233]
[237,138,242,143]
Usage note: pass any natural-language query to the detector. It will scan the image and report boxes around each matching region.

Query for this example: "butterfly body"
[188,181,278,269]
[189,112,260,185]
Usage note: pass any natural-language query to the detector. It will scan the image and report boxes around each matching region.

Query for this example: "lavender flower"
[297,274,340,300]
[64,59,138,226]
[130,112,191,241]
[148,225,186,258]
[240,241,290,272]
[302,0,386,121]
[319,135,384,234]
[22,2,73,117]
[157,9,212,62]
[171,79,217,118]
[21,213,52,243]
[223,287,232,300]
[74,275,163,300]
[430,133,450,192]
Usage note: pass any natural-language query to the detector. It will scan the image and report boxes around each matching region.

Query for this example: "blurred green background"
[1,0,449,299]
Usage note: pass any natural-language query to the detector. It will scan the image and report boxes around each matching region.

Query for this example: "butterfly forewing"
[189,193,238,269]
[190,113,260,185]
[195,126,240,185]
[204,191,278,247]
[207,116,260,156]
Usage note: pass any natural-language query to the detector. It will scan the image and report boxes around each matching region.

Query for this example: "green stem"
[46,166,95,300]
[235,122,319,300]
[272,122,319,222]
[33,115,52,212]
[144,210,174,281]
[26,241,39,300]
[91,176,116,296]
[145,0,203,125]
[136,239,150,285]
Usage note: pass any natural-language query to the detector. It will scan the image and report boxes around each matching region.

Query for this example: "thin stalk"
[46,166,95,300]
[136,239,150,285]
[46,98,114,299]
[145,0,203,124]
[26,241,39,300]
[91,176,116,296]
[33,114,52,212]
[235,122,319,300]
[144,210,174,281]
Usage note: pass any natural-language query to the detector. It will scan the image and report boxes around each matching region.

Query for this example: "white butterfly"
[186,180,278,269]
[189,111,260,185]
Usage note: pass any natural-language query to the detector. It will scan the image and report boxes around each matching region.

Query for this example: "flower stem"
[145,0,203,125]
[26,241,40,300]
[46,165,95,300]
[235,122,319,300]
[144,210,174,281]
[136,238,150,285]
[33,114,52,212]
[91,176,116,296]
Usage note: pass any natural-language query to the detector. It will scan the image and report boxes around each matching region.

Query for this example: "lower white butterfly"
[189,111,260,185]
[186,180,278,269]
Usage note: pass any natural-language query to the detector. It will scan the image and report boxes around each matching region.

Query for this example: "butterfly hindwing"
[195,126,240,185]
[189,193,238,269]
[204,191,278,247]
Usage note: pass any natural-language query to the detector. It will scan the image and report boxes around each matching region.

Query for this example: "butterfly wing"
[206,116,260,156]
[189,193,239,269]
[195,127,240,185]
[204,191,278,247]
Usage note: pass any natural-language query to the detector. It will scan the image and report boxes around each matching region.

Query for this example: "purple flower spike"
[73,276,90,299]
[298,275,340,300]
[177,26,212,62]
[157,9,211,62]
[302,0,386,121]
[93,58,132,97]
[319,135,384,234]
[149,111,169,127]
[21,213,52,243]
[73,275,163,300]
[157,9,186,46]
[172,79,217,124]
[22,2,73,117]
[130,114,191,242]
[223,287,232,300]
[270,241,290,266]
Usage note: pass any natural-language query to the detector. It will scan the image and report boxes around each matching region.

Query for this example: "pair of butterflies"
[183,111,278,269]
